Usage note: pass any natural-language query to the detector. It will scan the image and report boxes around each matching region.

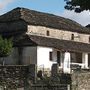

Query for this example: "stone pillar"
[82,53,88,68]
[24,64,37,90]
[51,64,59,76]
[63,52,71,74]
[28,64,37,82]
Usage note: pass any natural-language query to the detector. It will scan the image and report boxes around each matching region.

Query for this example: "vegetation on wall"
[0,36,13,57]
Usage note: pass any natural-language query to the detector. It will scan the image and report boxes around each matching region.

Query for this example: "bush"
[0,36,13,57]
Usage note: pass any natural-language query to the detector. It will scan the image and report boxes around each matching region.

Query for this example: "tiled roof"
[14,35,90,53]
[0,7,90,34]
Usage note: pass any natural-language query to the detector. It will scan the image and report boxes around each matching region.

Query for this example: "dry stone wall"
[71,70,90,90]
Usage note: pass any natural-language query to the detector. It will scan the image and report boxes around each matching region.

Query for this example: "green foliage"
[0,36,13,57]
[64,0,90,12]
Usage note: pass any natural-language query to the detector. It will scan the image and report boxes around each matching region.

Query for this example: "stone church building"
[0,7,90,73]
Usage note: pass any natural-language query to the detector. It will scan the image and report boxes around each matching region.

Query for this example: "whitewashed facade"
[25,25,90,73]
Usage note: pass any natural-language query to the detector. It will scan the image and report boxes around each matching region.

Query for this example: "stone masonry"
[27,25,89,44]
[71,69,90,90]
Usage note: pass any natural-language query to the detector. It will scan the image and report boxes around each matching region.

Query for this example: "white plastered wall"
[37,46,56,69]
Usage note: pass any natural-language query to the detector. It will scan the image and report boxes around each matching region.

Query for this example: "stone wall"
[21,46,37,65]
[30,84,69,90]
[27,25,89,44]
[71,69,90,90]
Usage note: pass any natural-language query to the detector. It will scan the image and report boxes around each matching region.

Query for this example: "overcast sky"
[0,0,90,26]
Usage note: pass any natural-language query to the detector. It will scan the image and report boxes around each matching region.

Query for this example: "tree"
[0,36,13,65]
[64,0,90,13]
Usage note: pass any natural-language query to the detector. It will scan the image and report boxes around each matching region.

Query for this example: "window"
[89,36,90,42]
[76,52,82,63]
[49,52,53,61]
[46,31,50,36]
[71,52,76,63]
[88,54,90,66]
[71,52,82,63]
[71,34,74,40]
[57,51,60,65]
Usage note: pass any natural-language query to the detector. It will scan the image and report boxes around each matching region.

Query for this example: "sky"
[0,0,90,26]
